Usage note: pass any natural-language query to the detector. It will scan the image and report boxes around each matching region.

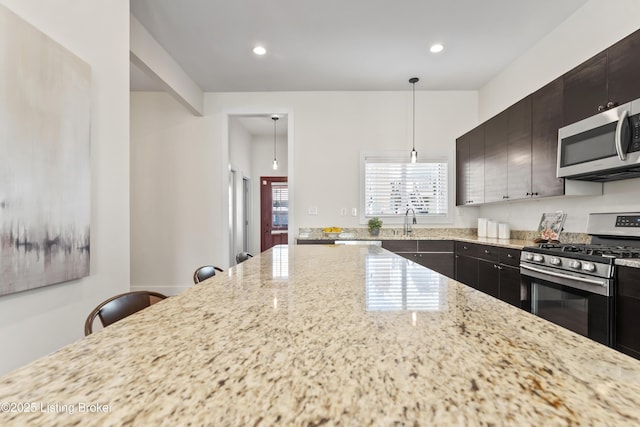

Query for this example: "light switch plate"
[308,206,318,215]
[351,208,357,216]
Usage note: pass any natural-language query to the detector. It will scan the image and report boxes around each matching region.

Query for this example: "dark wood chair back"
[235,252,254,264]
[84,291,167,335]
[193,265,224,283]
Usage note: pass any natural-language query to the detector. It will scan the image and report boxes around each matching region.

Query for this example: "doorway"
[261,176,288,251]
[225,112,292,261]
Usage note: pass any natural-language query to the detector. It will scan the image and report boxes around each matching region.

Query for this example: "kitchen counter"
[297,227,591,251]
[616,259,640,268]
[1,245,640,426]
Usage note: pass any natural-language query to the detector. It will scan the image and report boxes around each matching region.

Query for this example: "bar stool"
[193,265,224,283]
[84,291,167,335]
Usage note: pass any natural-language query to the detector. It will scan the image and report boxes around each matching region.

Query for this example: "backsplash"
[298,227,590,244]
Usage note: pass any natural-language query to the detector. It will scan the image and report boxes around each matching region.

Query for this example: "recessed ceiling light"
[430,43,444,53]
[253,46,266,55]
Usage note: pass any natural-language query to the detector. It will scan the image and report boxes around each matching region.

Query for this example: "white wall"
[130,92,220,295]
[0,0,130,375]
[228,118,253,263]
[476,0,640,233]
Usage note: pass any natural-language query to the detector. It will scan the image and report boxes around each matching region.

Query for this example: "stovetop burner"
[535,243,640,259]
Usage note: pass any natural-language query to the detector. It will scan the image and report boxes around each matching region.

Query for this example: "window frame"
[359,151,453,225]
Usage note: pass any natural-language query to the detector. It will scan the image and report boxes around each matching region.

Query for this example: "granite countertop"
[297,227,591,250]
[1,245,640,426]
[617,259,640,268]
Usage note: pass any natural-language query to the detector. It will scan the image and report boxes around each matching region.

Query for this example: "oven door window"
[531,279,611,346]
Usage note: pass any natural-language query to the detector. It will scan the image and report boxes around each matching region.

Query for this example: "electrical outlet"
[351,208,357,216]
[308,206,318,216]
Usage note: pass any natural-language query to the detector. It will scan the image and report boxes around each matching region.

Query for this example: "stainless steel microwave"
[557,98,640,182]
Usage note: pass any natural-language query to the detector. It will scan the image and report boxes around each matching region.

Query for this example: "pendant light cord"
[272,116,278,160]
[412,81,415,152]
[409,77,419,162]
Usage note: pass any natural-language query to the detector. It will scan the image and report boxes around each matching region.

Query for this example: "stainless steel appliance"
[520,212,640,347]
[557,98,640,181]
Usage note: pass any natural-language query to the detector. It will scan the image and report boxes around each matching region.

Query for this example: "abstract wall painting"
[0,5,91,296]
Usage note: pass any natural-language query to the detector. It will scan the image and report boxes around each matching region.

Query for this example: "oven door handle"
[520,264,607,287]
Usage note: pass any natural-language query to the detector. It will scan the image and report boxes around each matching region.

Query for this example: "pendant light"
[409,77,419,163]
[271,116,279,170]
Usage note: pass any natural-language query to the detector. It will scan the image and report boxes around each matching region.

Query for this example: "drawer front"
[500,247,521,267]
[382,240,418,252]
[455,241,478,257]
[477,244,499,262]
[418,240,454,253]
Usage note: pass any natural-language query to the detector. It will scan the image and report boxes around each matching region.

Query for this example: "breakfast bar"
[1,244,640,425]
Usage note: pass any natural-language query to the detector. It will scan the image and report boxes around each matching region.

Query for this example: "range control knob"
[582,262,596,273]
[532,254,545,263]
[569,260,582,269]
[524,253,534,261]
[549,257,562,266]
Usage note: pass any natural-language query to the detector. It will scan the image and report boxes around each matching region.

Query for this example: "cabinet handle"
[532,192,539,196]
[502,195,509,199]
[526,192,530,196]
[598,105,605,112]
[607,101,618,109]
[507,253,513,258]
[484,249,490,254]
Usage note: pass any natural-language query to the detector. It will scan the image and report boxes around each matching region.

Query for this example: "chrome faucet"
[404,208,417,235]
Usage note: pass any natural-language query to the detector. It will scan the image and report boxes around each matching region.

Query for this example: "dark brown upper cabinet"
[531,77,564,198]
[607,30,640,110]
[483,111,508,203]
[506,96,532,200]
[563,30,640,126]
[456,126,484,206]
[563,52,607,125]
[455,132,470,206]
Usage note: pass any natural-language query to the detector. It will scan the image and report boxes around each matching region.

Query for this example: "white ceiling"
[130,0,589,93]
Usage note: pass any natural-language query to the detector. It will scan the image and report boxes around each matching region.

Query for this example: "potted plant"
[368,217,383,236]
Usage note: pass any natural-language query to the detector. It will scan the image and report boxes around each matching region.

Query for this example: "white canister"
[498,223,511,239]
[487,220,498,238]
[477,218,488,237]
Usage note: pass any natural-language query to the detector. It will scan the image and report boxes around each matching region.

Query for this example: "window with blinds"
[364,156,448,218]
[272,182,288,230]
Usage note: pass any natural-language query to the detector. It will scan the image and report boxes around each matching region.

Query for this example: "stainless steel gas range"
[520,212,640,347]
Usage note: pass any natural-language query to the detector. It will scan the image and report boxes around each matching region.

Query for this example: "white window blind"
[364,157,448,217]
[271,182,288,229]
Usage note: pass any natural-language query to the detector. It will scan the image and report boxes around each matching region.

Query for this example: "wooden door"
[260,177,288,251]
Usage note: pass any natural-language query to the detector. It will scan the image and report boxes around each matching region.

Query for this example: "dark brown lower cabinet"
[616,266,640,360]
[455,243,525,309]
[478,259,500,298]
[455,254,478,289]
[382,240,455,279]
[499,265,523,308]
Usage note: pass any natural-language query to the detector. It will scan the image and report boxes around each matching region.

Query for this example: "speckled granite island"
[2,245,640,426]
